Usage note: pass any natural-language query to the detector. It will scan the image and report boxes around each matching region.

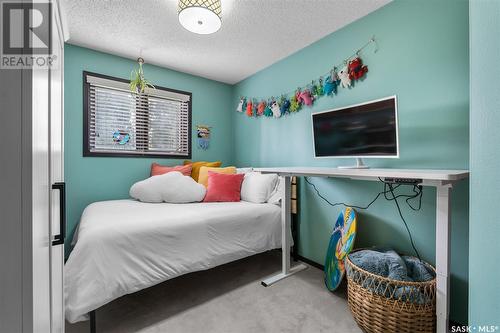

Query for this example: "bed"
[64,199,284,323]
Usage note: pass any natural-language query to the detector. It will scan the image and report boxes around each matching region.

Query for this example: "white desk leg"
[436,185,452,333]
[262,176,307,287]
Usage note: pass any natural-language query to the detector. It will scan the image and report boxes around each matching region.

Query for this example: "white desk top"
[255,167,469,182]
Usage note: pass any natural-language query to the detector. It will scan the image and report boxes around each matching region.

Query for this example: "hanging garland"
[236,37,377,119]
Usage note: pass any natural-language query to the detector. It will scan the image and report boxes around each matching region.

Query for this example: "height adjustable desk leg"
[262,176,307,287]
[436,185,452,333]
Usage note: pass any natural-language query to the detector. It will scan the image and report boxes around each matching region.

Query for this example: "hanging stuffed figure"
[331,69,340,93]
[236,97,245,112]
[309,81,318,97]
[348,57,368,80]
[264,100,273,117]
[290,94,300,112]
[253,99,259,117]
[324,70,340,96]
[257,100,266,116]
[270,99,281,118]
[246,99,253,117]
[315,78,324,97]
[297,89,314,106]
[280,96,291,115]
[339,65,352,88]
[323,77,333,95]
[323,76,335,96]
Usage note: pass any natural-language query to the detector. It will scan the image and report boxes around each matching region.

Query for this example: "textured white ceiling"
[60,0,390,84]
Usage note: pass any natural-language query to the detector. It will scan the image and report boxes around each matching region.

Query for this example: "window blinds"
[86,74,191,157]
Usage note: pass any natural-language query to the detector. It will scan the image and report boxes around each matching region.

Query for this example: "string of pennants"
[236,36,378,119]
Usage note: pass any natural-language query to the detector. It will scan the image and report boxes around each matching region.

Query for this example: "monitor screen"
[312,96,398,158]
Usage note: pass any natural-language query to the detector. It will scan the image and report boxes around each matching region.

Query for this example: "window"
[83,71,192,158]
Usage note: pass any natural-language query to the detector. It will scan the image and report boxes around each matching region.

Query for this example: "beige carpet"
[66,251,362,333]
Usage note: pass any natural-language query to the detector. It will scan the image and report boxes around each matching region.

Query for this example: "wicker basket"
[345,250,436,333]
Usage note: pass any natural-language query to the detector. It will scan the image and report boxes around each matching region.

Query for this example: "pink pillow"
[203,171,245,202]
[150,163,192,177]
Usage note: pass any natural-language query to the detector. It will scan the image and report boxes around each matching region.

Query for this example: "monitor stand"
[338,158,370,169]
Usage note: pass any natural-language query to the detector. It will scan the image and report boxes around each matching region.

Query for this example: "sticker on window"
[112,130,130,145]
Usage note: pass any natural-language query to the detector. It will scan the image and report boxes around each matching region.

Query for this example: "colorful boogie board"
[324,207,357,291]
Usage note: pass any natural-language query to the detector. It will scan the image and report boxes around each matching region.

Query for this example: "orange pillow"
[183,160,222,181]
[151,163,192,177]
[198,166,236,187]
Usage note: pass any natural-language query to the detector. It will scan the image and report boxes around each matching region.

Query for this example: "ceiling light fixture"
[178,0,222,35]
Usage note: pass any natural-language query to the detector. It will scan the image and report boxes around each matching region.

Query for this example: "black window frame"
[83,71,192,159]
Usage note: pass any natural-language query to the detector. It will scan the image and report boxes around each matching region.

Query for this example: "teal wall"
[469,0,500,327]
[64,44,234,253]
[64,0,474,325]
[232,0,469,323]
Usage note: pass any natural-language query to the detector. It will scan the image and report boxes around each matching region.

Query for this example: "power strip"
[383,177,423,185]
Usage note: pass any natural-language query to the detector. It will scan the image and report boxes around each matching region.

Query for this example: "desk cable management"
[304,177,423,261]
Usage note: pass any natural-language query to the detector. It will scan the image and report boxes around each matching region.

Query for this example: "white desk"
[256,167,469,333]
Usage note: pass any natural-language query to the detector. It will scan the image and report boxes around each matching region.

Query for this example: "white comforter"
[65,199,282,323]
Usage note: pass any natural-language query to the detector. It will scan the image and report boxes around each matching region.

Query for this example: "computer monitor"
[311,95,399,168]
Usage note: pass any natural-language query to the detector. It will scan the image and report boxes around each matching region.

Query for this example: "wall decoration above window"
[83,71,192,158]
[236,37,378,119]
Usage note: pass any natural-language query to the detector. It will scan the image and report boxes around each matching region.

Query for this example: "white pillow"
[266,176,282,205]
[240,172,278,203]
[236,167,253,174]
[130,171,206,203]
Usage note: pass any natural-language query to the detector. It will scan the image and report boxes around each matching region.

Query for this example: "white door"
[49,0,65,331]
[32,0,65,331]
[31,33,52,333]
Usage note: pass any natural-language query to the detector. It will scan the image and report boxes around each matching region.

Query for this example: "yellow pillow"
[183,161,222,181]
[198,166,236,187]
